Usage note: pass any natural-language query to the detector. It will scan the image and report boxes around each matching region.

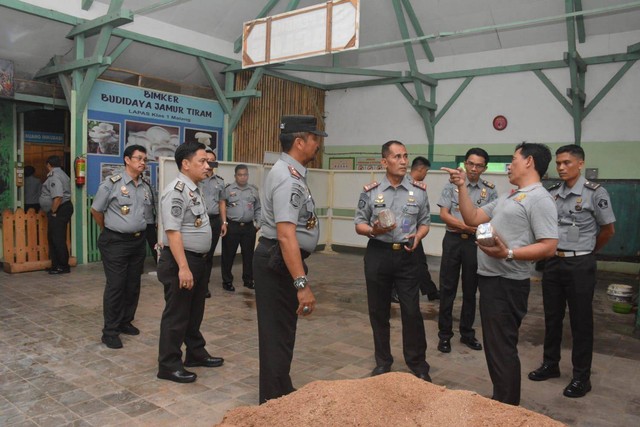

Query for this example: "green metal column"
[565,0,585,145]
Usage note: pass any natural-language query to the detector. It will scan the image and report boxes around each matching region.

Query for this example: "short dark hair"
[465,147,490,165]
[381,140,404,158]
[235,164,248,174]
[411,156,431,169]
[515,142,552,179]
[123,144,147,163]
[556,144,585,160]
[279,132,308,153]
[25,165,36,177]
[174,142,206,171]
[46,155,61,168]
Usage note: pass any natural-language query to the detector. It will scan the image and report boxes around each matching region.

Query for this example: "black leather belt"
[229,220,252,227]
[369,239,408,251]
[447,231,476,240]
[164,247,207,258]
[105,228,144,238]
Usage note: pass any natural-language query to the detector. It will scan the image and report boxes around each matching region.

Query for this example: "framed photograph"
[0,59,14,98]
[124,120,180,161]
[329,157,354,170]
[100,163,124,182]
[184,127,218,151]
[87,120,121,156]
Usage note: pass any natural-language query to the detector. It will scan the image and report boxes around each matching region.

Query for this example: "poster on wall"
[356,157,383,171]
[86,80,224,195]
[0,59,14,98]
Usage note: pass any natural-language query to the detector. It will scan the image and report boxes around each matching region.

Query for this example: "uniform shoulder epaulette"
[288,165,302,180]
[141,176,151,186]
[215,174,225,181]
[109,174,122,183]
[584,180,601,190]
[225,183,231,188]
[174,180,185,192]
[47,171,54,177]
[363,181,380,192]
[411,180,427,191]
[547,182,562,191]
[482,179,495,189]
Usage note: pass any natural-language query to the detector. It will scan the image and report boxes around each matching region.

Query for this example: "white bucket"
[607,284,634,303]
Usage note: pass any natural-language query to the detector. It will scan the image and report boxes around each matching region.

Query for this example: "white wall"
[324,30,640,147]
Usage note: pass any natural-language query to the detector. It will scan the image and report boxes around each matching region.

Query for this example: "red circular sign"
[493,115,507,131]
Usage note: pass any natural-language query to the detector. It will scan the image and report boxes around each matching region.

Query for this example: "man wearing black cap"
[253,115,326,404]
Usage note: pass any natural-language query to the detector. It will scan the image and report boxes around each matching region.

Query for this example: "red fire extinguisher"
[74,156,86,185]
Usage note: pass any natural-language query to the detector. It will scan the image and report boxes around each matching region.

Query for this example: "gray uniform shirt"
[160,173,211,253]
[202,174,226,215]
[437,179,498,232]
[39,167,71,213]
[91,172,149,233]
[142,178,156,225]
[225,182,261,223]
[354,175,431,243]
[261,153,319,253]
[479,182,558,280]
[550,176,615,251]
[25,175,42,205]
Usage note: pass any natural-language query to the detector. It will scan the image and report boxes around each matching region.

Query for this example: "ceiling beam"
[133,0,192,15]
[400,0,434,62]
[434,77,473,125]
[532,70,572,115]
[574,0,586,43]
[225,62,403,78]
[197,57,232,114]
[35,56,111,79]
[583,60,638,118]
[628,41,640,53]
[66,9,133,39]
[81,0,94,11]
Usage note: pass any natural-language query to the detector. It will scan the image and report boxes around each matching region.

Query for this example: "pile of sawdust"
[217,372,564,426]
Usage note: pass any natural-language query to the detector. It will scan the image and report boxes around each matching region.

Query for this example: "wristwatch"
[293,276,308,290]
[223,221,228,225]
[505,248,514,262]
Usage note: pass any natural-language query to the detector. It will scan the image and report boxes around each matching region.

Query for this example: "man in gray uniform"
[91,145,151,349]
[437,148,498,353]
[202,148,227,298]
[157,141,224,384]
[528,144,615,398]
[254,115,324,403]
[24,165,42,212]
[39,155,73,274]
[221,165,261,291]
[442,142,558,406]
[354,140,432,382]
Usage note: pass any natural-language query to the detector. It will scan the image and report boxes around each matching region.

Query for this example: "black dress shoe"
[528,363,560,381]
[184,356,224,368]
[101,335,123,349]
[414,371,432,382]
[49,266,70,275]
[427,291,440,301]
[460,336,482,351]
[371,365,391,376]
[437,339,451,353]
[205,291,212,298]
[222,283,235,292]
[563,379,591,398]
[118,323,140,336]
[391,289,400,304]
[157,368,197,383]
[244,281,255,290]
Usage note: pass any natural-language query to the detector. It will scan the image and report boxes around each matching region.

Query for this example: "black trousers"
[157,248,210,371]
[364,239,429,374]
[254,239,299,404]
[145,223,158,265]
[204,214,222,290]
[47,201,73,269]
[414,242,439,296]
[479,275,530,406]
[98,228,146,336]
[438,232,479,340]
[221,221,256,285]
[542,254,596,381]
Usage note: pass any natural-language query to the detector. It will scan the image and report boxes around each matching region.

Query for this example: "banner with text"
[86,80,224,195]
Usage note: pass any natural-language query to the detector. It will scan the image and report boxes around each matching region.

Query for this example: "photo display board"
[86,80,224,195]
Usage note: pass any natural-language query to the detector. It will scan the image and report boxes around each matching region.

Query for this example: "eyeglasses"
[465,161,486,170]
[130,156,148,163]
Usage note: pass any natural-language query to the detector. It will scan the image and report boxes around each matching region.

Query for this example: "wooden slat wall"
[234,71,326,168]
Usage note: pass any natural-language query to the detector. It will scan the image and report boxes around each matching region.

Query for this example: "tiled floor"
[1,252,639,426]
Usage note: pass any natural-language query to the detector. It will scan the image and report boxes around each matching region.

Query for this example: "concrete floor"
[0,251,639,427]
